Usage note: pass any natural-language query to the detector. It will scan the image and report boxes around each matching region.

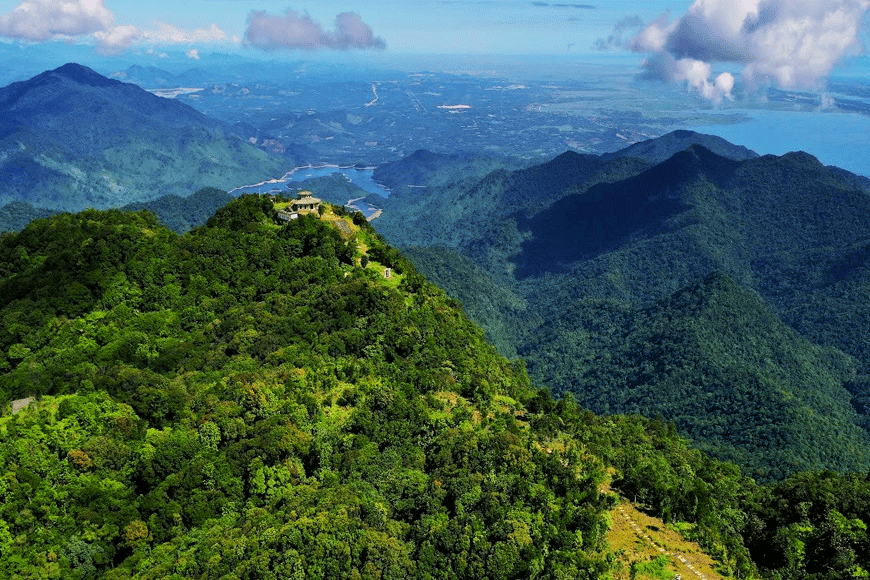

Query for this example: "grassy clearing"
[607,499,724,580]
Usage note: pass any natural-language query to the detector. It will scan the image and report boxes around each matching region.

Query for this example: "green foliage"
[0,197,614,579]
[526,273,870,480]
[4,194,870,580]
[743,471,870,578]
[630,555,675,579]
[0,201,60,233]
[122,187,235,234]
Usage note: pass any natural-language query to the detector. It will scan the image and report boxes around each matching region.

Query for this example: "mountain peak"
[603,130,759,165]
[0,63,283,211]
[48,63,118,88]
[781,150,824,168]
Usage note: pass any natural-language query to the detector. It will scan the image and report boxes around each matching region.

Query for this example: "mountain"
[0,187,235,235]
[120,186,235,234]
[369,131,755,260]
[372,149,520,189]
[0,201,59,233]
[2,197,869,579]
[0,197,617,579]
[365,133,870,479]
[0,63,284,211]
[110,64,212,87]
[600,129,759,165]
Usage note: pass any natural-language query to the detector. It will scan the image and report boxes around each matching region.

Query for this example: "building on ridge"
[278,190,322,221]
[290,191,322,214]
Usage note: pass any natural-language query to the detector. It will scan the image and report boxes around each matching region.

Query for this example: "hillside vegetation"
[1,197,869,579]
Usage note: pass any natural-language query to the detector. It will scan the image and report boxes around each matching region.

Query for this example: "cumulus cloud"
[92,21,227,55]
[643,51,736,103]
[0,0,113,41]
[244,9,386,51]
[187,48,200,60]
[0,0,228,55]
[628,0,870,101]
[94,25,141,55]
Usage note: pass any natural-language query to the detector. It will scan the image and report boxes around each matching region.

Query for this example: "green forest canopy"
[0,197,868,579]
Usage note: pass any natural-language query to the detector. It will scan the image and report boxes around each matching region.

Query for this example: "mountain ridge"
[601,129,759,165]
[364,132,870,480]
[0,63,283,211]
[1,198,868,579]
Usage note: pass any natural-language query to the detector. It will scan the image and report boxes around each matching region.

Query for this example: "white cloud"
[94,25,141,55]
[0,0,113,41]
[643,52,735,103]
[629,0,870,101]
[244,9,386,51]
[147,22,226,45]
[0,0,228,55]
[187,48,200,60]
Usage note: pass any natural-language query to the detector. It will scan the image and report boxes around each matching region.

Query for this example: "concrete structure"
[289,191,322,214]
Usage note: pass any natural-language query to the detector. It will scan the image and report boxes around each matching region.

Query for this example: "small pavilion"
[289,191,322,214]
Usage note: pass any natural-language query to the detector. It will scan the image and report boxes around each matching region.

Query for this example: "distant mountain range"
[0,63,283,212]
[109,64,213,87]
[364,131,870,479]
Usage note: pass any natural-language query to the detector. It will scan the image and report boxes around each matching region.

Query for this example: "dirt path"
[609,500,724,580]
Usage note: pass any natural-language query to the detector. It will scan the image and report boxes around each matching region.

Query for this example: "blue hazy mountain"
[601,129,759,165]
[0,63,283,211]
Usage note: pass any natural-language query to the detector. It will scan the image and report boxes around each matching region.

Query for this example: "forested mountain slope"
[524,272,869,480]
[366,134,870,479]
[0,63,284,211]
[0,187,235,235]
[0,198,613,578]
[1,198,869,578]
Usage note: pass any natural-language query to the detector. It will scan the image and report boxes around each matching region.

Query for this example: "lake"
[230,165,391,198]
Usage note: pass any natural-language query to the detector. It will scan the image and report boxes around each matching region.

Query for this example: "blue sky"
[2,1,867,93]
[0,1,684,55]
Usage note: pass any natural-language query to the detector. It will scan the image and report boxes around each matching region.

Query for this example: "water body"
[691,110,870,177]
[231,166,391,198]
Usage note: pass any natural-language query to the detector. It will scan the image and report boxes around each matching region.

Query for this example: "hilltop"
[0,197,613,578]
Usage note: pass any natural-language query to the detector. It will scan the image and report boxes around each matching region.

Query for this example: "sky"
[1,0,868,102]
[0,1,868,173]
[0,0,679,55]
